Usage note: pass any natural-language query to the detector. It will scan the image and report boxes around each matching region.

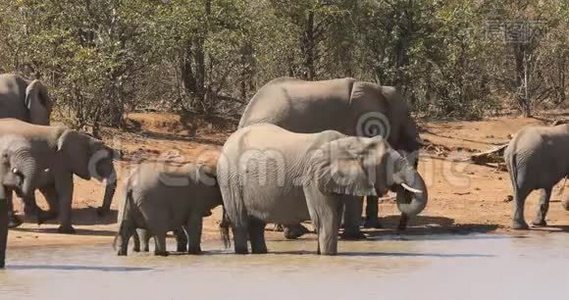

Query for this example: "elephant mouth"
[7,168,25,197]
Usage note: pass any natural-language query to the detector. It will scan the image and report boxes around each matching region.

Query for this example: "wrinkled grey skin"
[0,73,53,125]
[0,119,117,233]
[218,124,427,255]
[239,77,422,238]
[504,124,569,230]
[115,163,222,256]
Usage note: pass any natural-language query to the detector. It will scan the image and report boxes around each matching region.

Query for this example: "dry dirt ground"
[8,112,569,250]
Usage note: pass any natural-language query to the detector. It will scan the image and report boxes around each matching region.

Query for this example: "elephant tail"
[504,149,519,197]
[219,206,231,249]
[218,178,247,249]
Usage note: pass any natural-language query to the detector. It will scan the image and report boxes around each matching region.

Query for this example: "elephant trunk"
[12,149,39,197]
[98,166,117,216]
[395,169,428,217]
[0,186,8,268]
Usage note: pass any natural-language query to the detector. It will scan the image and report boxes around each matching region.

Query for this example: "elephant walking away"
[0,119,117,233]
[0,73,52,125]
[239,77,422,238]
[504,124,569,229]
[115,162,222,256]
[218,124,427,255]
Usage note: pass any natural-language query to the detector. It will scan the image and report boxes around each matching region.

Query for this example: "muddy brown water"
[1,233,568,299]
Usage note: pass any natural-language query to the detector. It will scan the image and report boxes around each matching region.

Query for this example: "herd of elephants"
[0,73,568,268]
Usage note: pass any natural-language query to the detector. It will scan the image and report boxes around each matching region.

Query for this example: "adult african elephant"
[504,124,569,230]
[0,73,53,125]
[218,124,427,255]
[0,118,117,233]
[239,77,422,238]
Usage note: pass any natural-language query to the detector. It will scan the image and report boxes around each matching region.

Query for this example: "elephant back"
[0,118,62,144]
[239,77,356,132]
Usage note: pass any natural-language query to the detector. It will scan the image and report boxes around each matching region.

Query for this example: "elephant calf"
[115,162,222,256]
[217,124,428,255]
[504,124,569,229]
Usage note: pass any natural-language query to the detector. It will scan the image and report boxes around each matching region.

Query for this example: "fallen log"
[470,143,508,165]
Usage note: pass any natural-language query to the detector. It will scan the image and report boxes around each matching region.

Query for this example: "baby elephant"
[115,162,222,256]
[504,124,569,229]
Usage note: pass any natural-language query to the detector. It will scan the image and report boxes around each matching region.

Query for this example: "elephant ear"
[380,86,422,153]
[309,136,387,196]
[25,80,52,125]
[57,130,92,179]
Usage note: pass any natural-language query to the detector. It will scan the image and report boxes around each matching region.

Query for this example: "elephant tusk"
[401,182,423,194]
[12,168,19,174]
[44,168,50,173]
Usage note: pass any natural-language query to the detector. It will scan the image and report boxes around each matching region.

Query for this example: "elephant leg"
[532,188,552,227]
[231,225,249,254]
[22,194,40,217]
[364,196,382,228]
[186,214,203,254]
[6,190,23,229]
[283,224,309,240]
[512,186,531,230]
[117,221,135,256]
[135,229,151,252]
[132,228,141,252]
[341,196,366,240]
[248,217,267,254]
[0,187,9,268]
[397,213,409,231]
[175,226,189,253]
[304,185,342,255]
[37,185,59,225]
[153,231,168,256]
[55,174,75,234]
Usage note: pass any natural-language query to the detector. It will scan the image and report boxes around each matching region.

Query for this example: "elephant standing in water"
[115,163,222,256]
[218,124,427,255]
[504,124,569,229]
[0,73,53,125]
[239,77,422,238]
[0,119,117,233]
